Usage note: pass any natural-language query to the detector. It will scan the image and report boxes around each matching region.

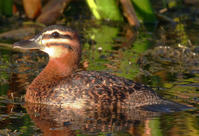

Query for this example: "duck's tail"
[141,100,192,112]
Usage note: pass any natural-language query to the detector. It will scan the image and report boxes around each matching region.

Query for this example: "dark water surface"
[1,5,199,136]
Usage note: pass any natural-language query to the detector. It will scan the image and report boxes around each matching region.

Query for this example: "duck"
[13,25,187,110]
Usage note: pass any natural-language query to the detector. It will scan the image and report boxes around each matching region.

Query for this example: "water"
[1,5,199,136]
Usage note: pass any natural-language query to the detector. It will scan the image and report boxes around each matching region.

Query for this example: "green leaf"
[0,0,13,16]
[86,0,123,21]
[131,0,157,23]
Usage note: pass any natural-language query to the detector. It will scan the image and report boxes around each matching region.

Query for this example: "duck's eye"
[52,32,59,38]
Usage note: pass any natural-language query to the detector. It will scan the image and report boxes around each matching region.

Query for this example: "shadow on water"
[0,98,197,136]
[24,103,161,136]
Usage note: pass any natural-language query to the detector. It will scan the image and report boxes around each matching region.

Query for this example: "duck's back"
[34,71,161,108]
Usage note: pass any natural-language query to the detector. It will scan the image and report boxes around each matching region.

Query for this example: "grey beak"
[13,35,43,50]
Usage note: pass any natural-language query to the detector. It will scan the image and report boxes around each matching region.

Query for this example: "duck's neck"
[47,57,76,77]
[29,55,78,89]
[26,55,78,102]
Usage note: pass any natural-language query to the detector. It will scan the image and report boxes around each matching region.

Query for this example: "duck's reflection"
[25,103,162,136]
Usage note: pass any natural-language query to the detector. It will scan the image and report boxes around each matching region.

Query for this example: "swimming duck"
[13,25,181,109]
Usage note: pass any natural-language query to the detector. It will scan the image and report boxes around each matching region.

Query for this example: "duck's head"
[13,25,81,65]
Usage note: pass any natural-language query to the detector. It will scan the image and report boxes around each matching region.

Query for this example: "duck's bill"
[13,33,43,50]
[13,39,41,50]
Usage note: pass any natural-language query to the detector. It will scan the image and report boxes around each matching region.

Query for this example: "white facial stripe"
[42,46,68,58]
[43,29,69,35]
[43,47,55,57]
[42,38,70,45]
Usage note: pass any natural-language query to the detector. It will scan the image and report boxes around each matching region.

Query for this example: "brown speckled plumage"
[26,70,162,108]
[13,25,189,110]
